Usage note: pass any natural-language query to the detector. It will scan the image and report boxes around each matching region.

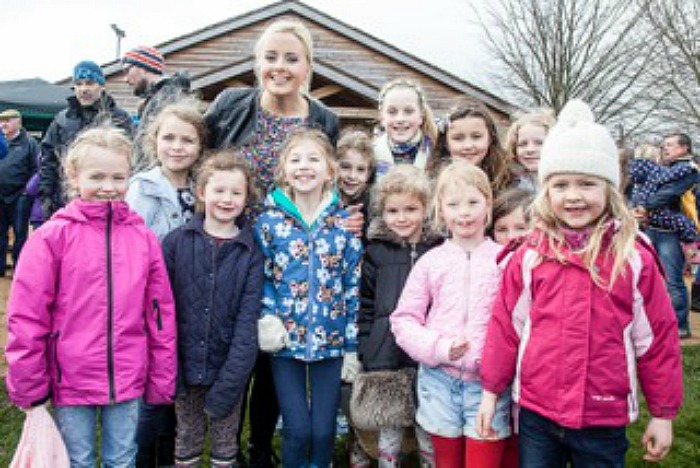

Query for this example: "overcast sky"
[2,0,497,91]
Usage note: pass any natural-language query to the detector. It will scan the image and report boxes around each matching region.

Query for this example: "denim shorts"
[415,365,511,439]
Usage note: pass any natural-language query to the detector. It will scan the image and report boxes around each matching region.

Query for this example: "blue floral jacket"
[254,188,363,362]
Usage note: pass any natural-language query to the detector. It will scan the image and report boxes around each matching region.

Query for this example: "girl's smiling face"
[548,174,607,230]
[382,193,426,243]
[156,115,201,183]
[447,116,491,166]
[70,147,130,202]
[338,149,371,200]
[380,87,424,144]
[493,206,528,245]
[516,123,547,173]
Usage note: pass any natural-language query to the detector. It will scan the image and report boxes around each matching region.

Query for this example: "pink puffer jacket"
[5,200,177,408]
[391,239,503,380]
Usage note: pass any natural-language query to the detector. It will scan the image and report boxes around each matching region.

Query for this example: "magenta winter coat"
[5,200,177,408]
[481,229,683,428]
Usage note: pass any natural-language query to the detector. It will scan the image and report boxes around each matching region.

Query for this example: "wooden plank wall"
[105,13,509,127]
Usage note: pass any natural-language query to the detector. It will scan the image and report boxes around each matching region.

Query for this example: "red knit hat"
[122,45,164,75]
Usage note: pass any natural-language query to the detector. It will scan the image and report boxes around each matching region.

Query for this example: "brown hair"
[195,150,259,212]
[488,187,534,238]
[430,102,510,192]
[336,127,375,183]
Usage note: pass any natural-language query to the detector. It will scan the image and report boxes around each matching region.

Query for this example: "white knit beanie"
[538,99,619,187]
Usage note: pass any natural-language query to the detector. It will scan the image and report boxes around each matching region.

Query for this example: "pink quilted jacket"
[391,238,503,380]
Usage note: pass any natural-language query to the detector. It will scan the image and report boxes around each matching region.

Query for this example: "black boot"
[692,283,700,312]
[247,447,278,468]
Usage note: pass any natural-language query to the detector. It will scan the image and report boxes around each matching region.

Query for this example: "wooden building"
[100,0,516,128]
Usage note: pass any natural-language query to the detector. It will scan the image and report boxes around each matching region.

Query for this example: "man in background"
[122,45,192,173]
[0,109,39,275]
[39,60,133,217]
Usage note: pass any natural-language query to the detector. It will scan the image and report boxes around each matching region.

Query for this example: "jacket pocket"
[152,299,163,331]
[50,331,62,383]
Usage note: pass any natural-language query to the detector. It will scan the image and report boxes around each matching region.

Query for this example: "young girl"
[254,127,363,467]
[126,100,206,240]
[490,187,534,245]
[373,79,438,179]
[477,100,682,465]
[337,127,375,238]
[354,164,438,467]
[428,102,511,193]
[391,160,514,467]
[126,100,206,466]
[162,152,264,467]
[5,127,177,466]
[503,108,556,193]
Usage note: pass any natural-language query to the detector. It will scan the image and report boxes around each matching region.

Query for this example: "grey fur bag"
[349,368,416,430]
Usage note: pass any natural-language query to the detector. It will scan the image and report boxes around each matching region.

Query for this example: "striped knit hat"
[122,45,164,75]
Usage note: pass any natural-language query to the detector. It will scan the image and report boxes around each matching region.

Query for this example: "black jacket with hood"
[357,217,442,371]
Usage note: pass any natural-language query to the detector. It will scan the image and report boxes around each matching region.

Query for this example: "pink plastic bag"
[10,406,70,468]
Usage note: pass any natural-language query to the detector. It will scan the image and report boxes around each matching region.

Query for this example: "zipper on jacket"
[106,203,116,402]
[409,243,418,267]
[52,332,62,383]
[153,299,163,331]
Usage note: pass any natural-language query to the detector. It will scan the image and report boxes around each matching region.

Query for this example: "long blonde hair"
[531,178,638,288]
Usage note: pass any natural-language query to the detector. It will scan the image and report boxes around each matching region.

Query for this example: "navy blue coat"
[162,213,263,419]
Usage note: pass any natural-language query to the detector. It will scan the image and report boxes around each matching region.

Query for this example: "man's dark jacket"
[0,128,39,203]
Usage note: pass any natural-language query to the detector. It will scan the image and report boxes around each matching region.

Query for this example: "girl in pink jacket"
[477,100,682,465]
[391,161,514,467]
[5,127,177,466]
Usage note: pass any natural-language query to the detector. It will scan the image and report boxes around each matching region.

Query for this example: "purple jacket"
[5,200,177,408]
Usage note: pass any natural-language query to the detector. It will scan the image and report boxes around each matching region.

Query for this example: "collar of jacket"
[66,92,117,116]
[7,127,28,146]
[131,166,190,200]
[366,212,439,245]
[183,212,256,251]
[527,221,618,269]
[56,199,136,224]
[269,186,340,230]
[143,72,192,100]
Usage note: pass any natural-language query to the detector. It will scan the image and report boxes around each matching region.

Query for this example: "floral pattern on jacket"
[254,188,363,362]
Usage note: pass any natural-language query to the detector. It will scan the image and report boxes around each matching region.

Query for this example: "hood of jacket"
[142,71,191,100]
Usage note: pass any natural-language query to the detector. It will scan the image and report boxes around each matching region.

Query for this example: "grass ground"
[1,345,699,466]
